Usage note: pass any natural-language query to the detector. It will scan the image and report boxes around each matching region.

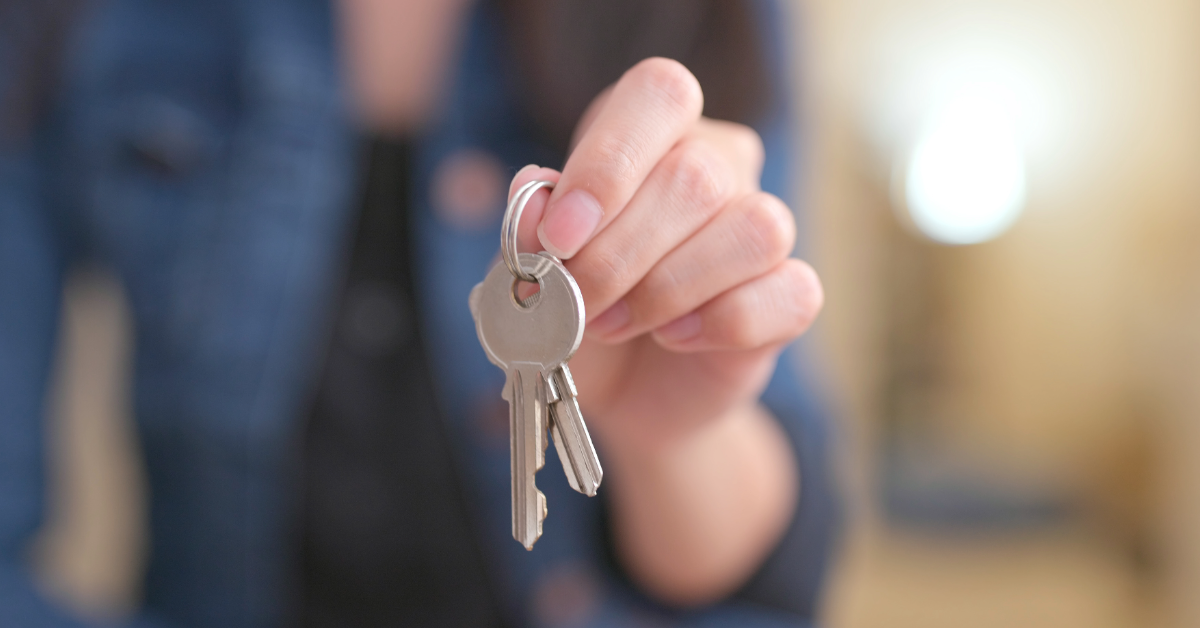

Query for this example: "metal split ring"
[501,179,555,282]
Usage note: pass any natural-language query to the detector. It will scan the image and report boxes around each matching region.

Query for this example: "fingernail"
[538,189,603,258]
[589,301,630,337]
[653,313,702,344]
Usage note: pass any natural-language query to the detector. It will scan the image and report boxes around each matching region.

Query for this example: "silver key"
[483,256,603,496]
[545,364,602,496]
[470,252,593,549]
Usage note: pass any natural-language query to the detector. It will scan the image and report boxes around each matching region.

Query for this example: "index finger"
[537,57,704,259]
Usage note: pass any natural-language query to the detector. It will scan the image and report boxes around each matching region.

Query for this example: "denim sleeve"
[1,5,78,622]
[0,41,170,628]
[0,132,78,626]
[0,147,182,628]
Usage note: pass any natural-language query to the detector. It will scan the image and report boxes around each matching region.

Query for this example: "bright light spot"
[904,84,1027,245]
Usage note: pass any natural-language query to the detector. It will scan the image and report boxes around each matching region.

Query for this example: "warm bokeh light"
[902,83,1027,244]
[801,0,1200,625]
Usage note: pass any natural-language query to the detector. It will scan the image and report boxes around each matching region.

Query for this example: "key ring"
[502,179,555,283]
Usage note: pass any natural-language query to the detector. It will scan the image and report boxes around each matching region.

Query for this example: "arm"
[602,401,800,606]
[506,57,824,606]
[1,10,170,623]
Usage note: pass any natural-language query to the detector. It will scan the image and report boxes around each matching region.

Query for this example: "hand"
[507,58,824,605]
[509,58,822,451]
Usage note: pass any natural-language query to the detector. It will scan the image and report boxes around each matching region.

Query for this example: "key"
[479,256,602,497]
[470,251,596,549]
[545,364,603,497]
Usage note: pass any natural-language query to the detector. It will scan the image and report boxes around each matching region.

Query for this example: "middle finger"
[565,135,748,318]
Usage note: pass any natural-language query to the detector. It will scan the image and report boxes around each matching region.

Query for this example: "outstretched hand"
[508,57,823,454]
[504,58,824,606]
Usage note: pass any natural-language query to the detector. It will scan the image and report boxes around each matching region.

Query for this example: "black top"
[298,138,505,627]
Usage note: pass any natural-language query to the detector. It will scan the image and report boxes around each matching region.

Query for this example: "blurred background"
[30,0,1200,626]
[797,0,1200,626]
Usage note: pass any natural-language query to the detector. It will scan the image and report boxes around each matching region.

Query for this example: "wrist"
[592,398,761,471]
[597,400,801,606]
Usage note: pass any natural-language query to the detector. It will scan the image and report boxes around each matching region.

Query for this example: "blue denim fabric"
[0,1,839,626]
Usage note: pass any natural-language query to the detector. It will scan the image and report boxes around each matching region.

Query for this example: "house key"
[468,180,603,550]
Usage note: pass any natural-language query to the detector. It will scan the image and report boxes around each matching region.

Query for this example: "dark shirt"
[299,138,504,627]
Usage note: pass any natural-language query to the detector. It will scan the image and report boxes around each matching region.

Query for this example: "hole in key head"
[511,276,541,309]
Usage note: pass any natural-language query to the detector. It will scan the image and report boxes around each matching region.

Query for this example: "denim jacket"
[0,1,839,626]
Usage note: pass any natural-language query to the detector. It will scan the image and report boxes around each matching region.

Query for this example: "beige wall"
[795,0,1200,625]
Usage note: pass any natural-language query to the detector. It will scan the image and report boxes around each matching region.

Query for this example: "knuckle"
[666,141,731,211]
[741,193,796,265]
[638,264,685,309]
[630,57,704,117]
[577,248,637,296]
[589,134,642,189]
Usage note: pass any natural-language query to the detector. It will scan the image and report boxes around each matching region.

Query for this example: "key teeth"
[514,486,546,550]
[550,419,582,494]
[557,428,600,496]
[519,489,546,551]
[509,367,550,550]
[543,371,561,404]
[548,395,604,497]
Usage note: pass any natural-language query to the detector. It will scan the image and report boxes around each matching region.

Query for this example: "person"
[0,0,840,626]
